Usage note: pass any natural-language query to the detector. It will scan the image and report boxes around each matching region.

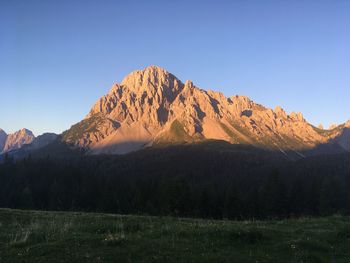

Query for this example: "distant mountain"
[27,133,58,150]
[61,65,349,155]
[1,128,35,153]
[0,133,66,161]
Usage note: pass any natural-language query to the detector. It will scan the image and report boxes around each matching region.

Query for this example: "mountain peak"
[290,112,305,122]
[118,66,184,101]
[274,106,287,118]
[121,65,177,85]
[2,128,35,153]
[184,80,194,89]
[19,128,34,135]
[145,65,168,73]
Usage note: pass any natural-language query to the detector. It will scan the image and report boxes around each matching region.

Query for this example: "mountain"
[2,128,35,153]
[0,132,60,160]
[329,120,350,151]
[28,133,58,150]
[0,131,61,161]
[62,65,349,155]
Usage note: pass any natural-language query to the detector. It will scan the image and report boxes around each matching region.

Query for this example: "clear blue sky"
[1,0,349,136]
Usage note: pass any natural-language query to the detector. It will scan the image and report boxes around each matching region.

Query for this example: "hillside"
[1,208,350,263]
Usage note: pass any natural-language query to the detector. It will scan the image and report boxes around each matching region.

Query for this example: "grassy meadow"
[0,208,350,262]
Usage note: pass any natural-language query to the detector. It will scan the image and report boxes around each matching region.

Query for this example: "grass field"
[0,209,350,262]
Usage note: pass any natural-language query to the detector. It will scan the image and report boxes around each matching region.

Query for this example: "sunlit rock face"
[62,65,349,154]
[2,128,35,153]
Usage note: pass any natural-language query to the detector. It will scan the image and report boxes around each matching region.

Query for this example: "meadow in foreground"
[0,208,350,262]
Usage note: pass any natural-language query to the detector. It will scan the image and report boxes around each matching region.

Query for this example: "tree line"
[1,144,350,219]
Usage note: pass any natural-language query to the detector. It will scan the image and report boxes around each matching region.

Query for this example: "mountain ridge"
[61,65,350,155]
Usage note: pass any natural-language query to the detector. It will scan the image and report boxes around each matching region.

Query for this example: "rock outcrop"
[62,65,350,155]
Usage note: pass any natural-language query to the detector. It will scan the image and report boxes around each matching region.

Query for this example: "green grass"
[1,209,350,262]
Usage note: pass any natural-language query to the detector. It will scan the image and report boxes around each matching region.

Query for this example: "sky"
[0,0,349,136]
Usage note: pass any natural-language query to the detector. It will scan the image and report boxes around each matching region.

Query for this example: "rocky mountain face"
[329,121,350,151]
[62,65,350,155]
[31,133,58,149]
[2,128,35,153]
[0,129,8,152]
[0,128,61,160]
[0,132,59,161]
